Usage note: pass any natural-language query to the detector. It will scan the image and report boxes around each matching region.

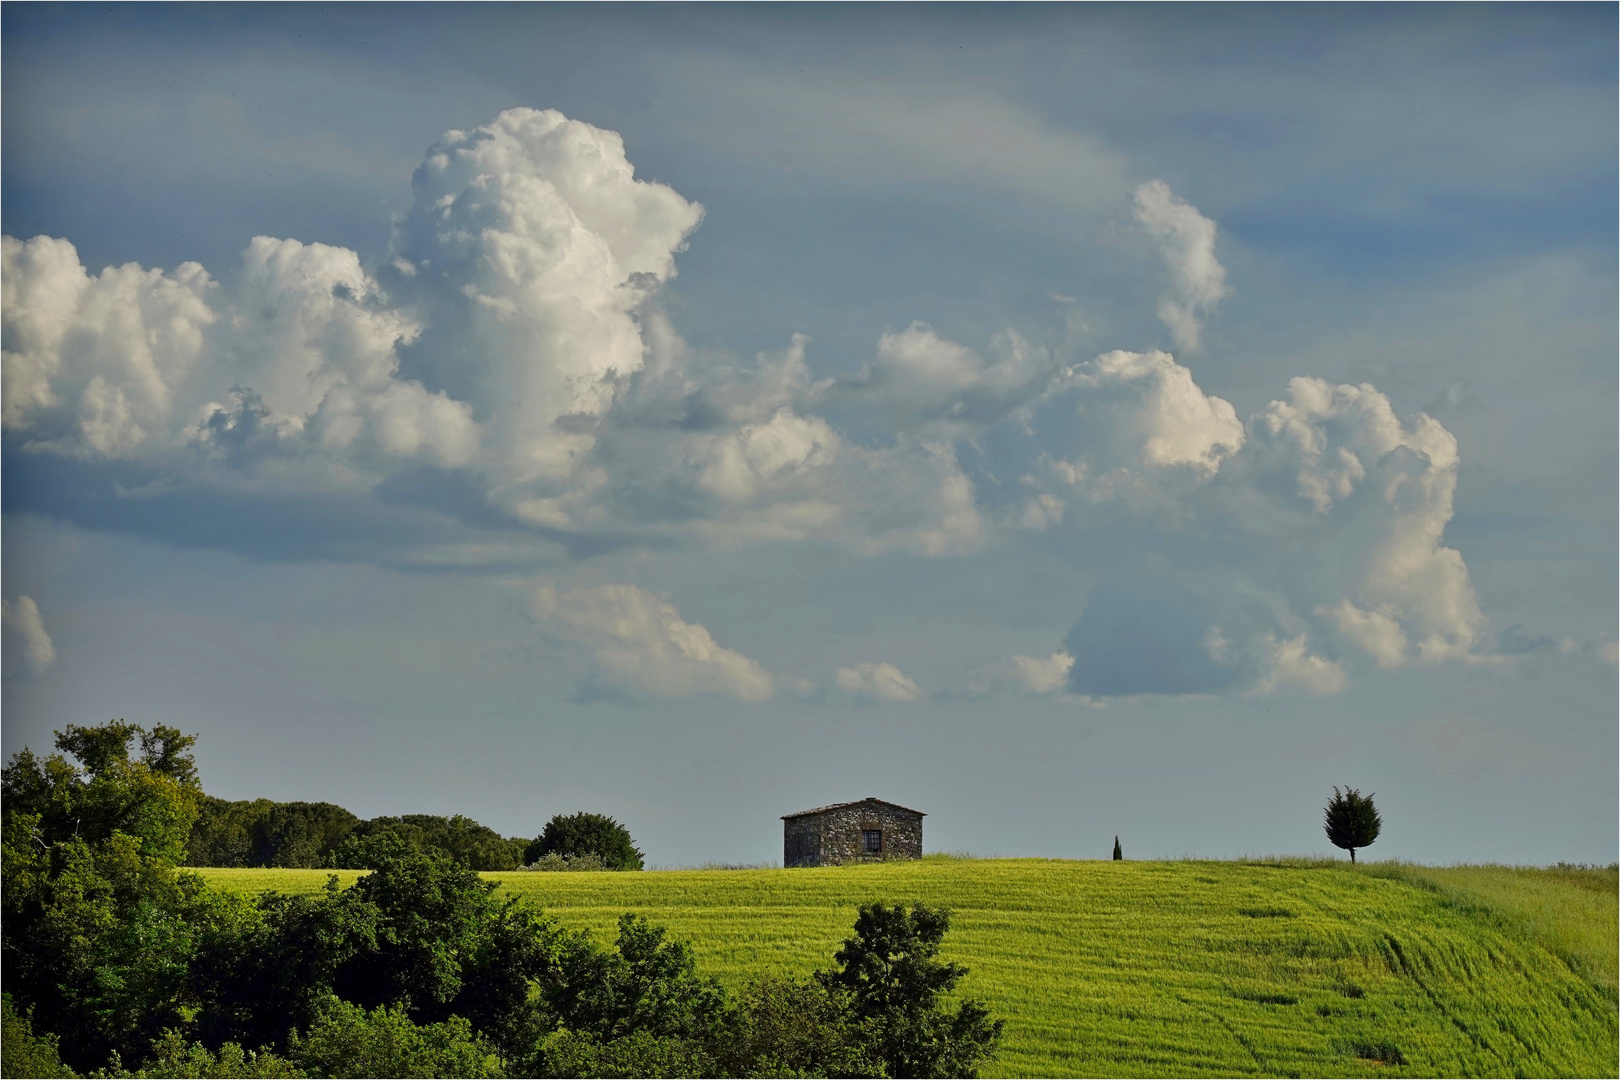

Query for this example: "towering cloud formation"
[1024,358,1484,697]
[387,108,705,487]
[1251,377,1484,665]
[1132,180,1229,353]
[0,109,980,556]
[0,107,1494,701]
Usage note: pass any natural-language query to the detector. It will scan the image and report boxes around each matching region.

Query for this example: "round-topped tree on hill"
[526,811,644,870]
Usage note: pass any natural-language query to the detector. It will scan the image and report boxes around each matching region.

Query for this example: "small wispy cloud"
[2,596,56,677]
[534,582,775,702]
[835,661,921,702]
[1132,180,1230,353]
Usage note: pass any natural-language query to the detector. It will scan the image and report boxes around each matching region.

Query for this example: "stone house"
[782,798,924,867]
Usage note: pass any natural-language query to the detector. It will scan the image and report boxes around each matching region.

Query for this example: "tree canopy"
[525,812,644,871]
[2,722,1002,1077]
[819,902,1004,1078]
[1324,786,1382,863]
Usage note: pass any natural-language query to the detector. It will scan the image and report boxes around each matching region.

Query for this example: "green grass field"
[193,858,1619,1078]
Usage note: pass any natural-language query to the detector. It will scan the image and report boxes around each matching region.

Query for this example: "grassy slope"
[193,859,1618,1078]
[1365,863,1618,1001]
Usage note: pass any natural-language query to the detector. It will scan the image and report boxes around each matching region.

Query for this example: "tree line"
[189,797,644,872]
[2,721,1002,1078]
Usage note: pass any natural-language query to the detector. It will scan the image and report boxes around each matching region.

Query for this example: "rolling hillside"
[195,858,1618,1078]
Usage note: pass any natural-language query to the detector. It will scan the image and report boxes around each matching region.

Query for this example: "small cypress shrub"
[1323,786,1382,863]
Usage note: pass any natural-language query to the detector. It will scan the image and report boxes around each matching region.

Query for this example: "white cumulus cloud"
[1060,348,1245,478]
[835,661,921,702]
[2,596,57,677]
[1013,651,1075,694]
[1,106,1507,704]
[1322,599,1409,668]
[1,109,988,561]
[1258,634,1346,695]
[829,322,1060,437]
[534,582,774,701]
[1132,180,1229,353]
[1251,377,1485,665]
[2,234,216,456]
[1024,361,1489,696]
[391,107,705,487]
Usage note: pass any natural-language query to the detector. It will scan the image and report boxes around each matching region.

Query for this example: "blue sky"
[3,4,1614,866]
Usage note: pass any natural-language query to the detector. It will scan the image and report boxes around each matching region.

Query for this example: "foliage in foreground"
[3,722,998,1078]
[821,903,1004,1079]
[2,994,77,1078]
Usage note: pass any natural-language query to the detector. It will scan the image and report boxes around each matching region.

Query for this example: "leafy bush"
[343,815,527,872]
[525,813,643,871]
[818,902,1004,1078]
[714,977,882,1078]
[6,724,1005,1079]
[184,840,555,1066]
[194,802,526,872]
[97,1029,303,1078]
[188,799,359,869]
[519,853,607,872]
[285,999,502,1079]
[534,1030,714,1079]
[2,722,205,1071]
[544,915,730,1044]
[2,993,77,1078]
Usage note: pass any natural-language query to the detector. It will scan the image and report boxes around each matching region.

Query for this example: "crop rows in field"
[193,858,1619,1078]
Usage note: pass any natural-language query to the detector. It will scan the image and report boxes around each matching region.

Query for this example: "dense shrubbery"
[188,799,360,869]
[187,799,530,872]
[517,853,607,872]
[2,723,1002,1078]
[186,796,644,874]
[524,812,644,871]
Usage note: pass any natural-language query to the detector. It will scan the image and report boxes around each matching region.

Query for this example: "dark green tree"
[521,913,728,1076]
[1,994,77,1079]
[1112,836,1122,861]
[543,914,729,1045]
[285,997,502,1079]
[1,721,205,1070]
[1324,786,1382,863]
[187,837,557,1066]
[525,812,644,871]
[713,976,882,1079]
[345,814,526,871]
[817,902,1003,1078]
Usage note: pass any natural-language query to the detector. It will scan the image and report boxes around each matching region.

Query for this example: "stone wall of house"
[784,800,923,867]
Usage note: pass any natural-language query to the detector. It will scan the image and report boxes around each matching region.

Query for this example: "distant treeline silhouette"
[187,797,531,870]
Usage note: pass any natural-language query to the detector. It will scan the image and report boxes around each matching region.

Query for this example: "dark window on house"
[864,829,882,853]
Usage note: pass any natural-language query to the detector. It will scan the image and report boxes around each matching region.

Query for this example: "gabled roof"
[781,797,926,820]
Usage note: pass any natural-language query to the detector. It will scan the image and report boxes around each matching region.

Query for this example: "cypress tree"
[1323,786,1382,863]
[1112,836,1122,861]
